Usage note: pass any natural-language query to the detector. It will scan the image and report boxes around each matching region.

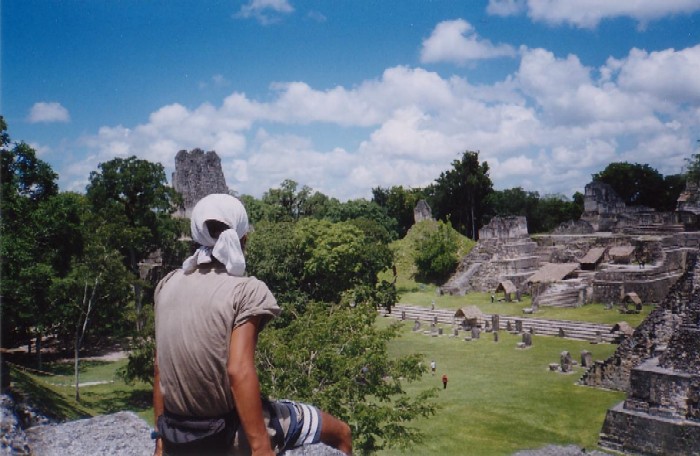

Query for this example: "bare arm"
[153,353,164,456]
[227,316,274,456]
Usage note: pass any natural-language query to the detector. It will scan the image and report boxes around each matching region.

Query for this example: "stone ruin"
[594,254,700,455]
[440,216,539,295]
[172,148,229,217]
[439,180,700,311]
[413,199,433,223]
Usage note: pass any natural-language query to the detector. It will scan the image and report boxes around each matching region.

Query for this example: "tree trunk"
[74,334,80,402]
[130,247,144,333]
[36,333,42,371]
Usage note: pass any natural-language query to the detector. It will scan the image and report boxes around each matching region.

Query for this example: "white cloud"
[487,0,527,16]
[27,102,70,123]
[420,19,516,65]
[235,0,294,25]
[493,0,700,28]
[606,45,700,105]
[68,39,700,200]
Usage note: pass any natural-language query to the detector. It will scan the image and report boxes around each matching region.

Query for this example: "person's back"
[152,194,351,456]
[155,267,278,417]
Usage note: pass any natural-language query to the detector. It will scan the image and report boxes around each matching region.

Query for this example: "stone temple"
[596,254,700,455]
[172,148,229,217]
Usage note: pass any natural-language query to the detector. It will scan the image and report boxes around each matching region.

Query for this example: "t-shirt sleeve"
[232,277,281,329]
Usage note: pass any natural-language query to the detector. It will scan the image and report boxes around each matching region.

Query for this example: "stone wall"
[172,148,229,218]
[581,182,628,232]
[580,254,697,392]
[597,254,700,455]
[478,216,528,240]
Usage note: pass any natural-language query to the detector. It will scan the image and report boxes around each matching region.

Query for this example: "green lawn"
[376,318,624,455]
[9,359,154,425]
[397,286,650,327]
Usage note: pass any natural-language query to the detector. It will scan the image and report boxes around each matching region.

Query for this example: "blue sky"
[3,0,700,200]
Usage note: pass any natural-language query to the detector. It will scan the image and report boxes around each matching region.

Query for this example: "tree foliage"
[1,119,60,348]
[372,185,425,238]
[485,187,583,233]
[86,156,185,330]
[686,153,700,185]
[414,220,461,282]
[257,300,437,453]
[427,151,493,239]
[592,162,677,211]
[247,218,394,306]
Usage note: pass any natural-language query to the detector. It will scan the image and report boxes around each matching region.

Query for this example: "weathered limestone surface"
[677,181,700,215]
[172,148,229,217]
[413,199,433,223]
[579,254,696,391]
[10,406,342,456]
[596,255,700,455]
[441,216,539,295]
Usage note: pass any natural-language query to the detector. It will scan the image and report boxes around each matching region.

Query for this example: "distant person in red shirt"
[442,374,448,389]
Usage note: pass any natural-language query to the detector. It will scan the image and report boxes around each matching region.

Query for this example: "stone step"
[386,304,620,343]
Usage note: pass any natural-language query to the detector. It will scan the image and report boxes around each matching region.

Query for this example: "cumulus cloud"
[235,0,294,25]
[27,102,70,123]
[487,0,527,16]
[420,19,516,65]
[488,0,700,28]
[605,45,700,105]
[69,37,700,200]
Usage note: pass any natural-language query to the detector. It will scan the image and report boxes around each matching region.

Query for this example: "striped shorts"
[232,399,322,454]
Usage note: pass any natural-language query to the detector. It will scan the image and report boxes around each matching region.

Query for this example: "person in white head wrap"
[153,193,352,456]
[182,193,249,276]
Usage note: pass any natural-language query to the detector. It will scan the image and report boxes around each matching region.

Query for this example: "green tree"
[257,300,437,453]
[1,118,60,349]
[296,218,391,303]
[685,153,700,184]
[50,240,132,400]
[414,220,461,282]
[86,156,182,331]
[486,188,583,233]
[661,174,686,212]
[323,198,398,242]
[485,187,539,220]
[259,179,313,221]
[428,151,493,239]
[592,162,667,209]
[373,185,426,238]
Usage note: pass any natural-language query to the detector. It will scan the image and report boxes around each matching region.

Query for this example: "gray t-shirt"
[155,265,281,417]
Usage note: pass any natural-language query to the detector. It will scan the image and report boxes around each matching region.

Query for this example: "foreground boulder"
[21,408,343,456]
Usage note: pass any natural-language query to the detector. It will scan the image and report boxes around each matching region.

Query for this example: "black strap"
[158,409,238,455]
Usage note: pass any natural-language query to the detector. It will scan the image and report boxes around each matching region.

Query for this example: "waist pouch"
[158,409,238,455]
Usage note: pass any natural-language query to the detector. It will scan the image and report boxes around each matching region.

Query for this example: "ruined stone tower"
[172,149,229,217]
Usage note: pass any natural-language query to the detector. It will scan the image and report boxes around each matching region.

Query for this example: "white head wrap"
[182,194,249,276]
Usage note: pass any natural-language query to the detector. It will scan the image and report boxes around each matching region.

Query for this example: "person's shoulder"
[155,269,184,299]
[239,275,273,292]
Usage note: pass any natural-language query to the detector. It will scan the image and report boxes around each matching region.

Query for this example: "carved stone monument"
[413,199,433,223]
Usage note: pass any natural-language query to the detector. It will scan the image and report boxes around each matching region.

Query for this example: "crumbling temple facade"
[595,254,700,455]
[172,148,229,217]
[440,182,700,311]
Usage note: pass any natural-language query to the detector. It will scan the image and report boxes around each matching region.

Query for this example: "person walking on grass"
[153,194,352,456]
[442,374,448,389]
